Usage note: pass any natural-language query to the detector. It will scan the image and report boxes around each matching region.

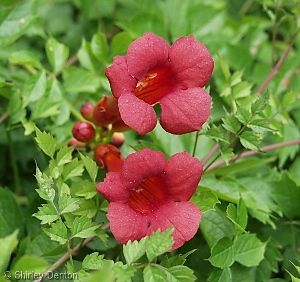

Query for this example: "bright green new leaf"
[35,166,55,202]
[206,127,229,143]
[46,37,69,74]
[9,50,43,69]
[11,255,49,276]
[232,81,252,99]
[34,127,56,159]
[0,230,18,273]
[191,190,220,212]
[146,228,174,262]
[110,31,133,57]
[234,233,266,267]
[112,262,136,282]
[79,268,115,282]
[239,131,261,151]
[236,107,252,124]
[222,115,241,134]
[76,181,98,199]
[56,146,74,166]
[62,158,84,180]
[230,70,243,86]
[58,195,80,215]
[78,38,98,72]
[123,236,147,265]
[247,119,274,134]
[22,70,47,107]
[91,31,108,62]
[33,204,59,224]
[79,153,98,182]
[165,265,196,282]
[251,91,269,115]
[21,118,35,135]
[43,220,68,245]
[218,56,231,81]
[71,216,101,239]
[143,265,168,282]
[72,199,97,218]
[82,252,105,270]
[208,237,235,269]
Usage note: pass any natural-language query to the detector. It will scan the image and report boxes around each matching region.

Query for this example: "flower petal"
[126,32,170,79]
[160,87,211,134]
[96,172,128,202]
[169,35,214,88]
[118,93,157,135]
[105,56,137,98]
[148,201,202,251]
[107,202,149,244]
[121,148,166,189]
[164,152,203,201]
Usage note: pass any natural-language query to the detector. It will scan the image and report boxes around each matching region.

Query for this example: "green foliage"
[0,0,300,281]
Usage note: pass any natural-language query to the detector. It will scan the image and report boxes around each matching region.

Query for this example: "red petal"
[118,93,157,135]
[126,32,169,80]
[96,172,128,202]
[169,35,214,88]
[105,56,137,98]
[107,202,149,244]
[121,148,166,190]
[160,87,211,134]
[148,201,202,251]
[164,152,203,201]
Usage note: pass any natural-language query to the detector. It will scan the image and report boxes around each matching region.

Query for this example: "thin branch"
[205,139,300,172]
[202,143,219,166]
[256,28,300,94]
[34,223,110,282]
[0,112,9,124]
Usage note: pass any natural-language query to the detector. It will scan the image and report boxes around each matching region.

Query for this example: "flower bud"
[67,137,86,148]
[72,121,96,142]
[80,102,95,121]
[93,96,119,126]
[111,132,125,148]
[94,144,124,172]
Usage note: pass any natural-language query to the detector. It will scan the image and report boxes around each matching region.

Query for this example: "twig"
[34,222,110,282]
[0,112,9,124]
[205,139,300,172]
[256,28,299,94]
[202,143,219,166]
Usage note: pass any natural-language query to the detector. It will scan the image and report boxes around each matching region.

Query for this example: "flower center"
[134,65,174,105]
[128,176,168,214]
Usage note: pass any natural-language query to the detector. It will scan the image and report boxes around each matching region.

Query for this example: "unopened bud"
[93,96,119,126]
[80,102,95,121]
[72,121,96,142]
[111,132,125,148]
[68,137,86,148]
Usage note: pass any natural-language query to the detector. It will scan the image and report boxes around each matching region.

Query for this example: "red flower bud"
[112,117,131,132]
[94,144,124,172]
[67,137,86,148]
[80,102,95,121]
[111,132,125,148]
[93,96,120,126]
[72,121,96,142]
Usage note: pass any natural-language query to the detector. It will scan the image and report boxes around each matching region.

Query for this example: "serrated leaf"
[232,81,252,99]
[218,56,231,81]
[220,147,234,165]
[191,191,220,212]
[247,119,274,134]
[35,166,55,202]
[46,37,69,74]
[234,233,266,267]
[0,230,18,273]
[58,195,80,215]
[21,118,35,135]
[143,265,168,282]
[226,200,247,233]
[76,182,98,199]
[165,265,196,282]
[35,127,56,158]
[251,91,269,115]
[123,237,147,265]
[82,252,105,270]
[113,262,136,282]
[79,153,98,182]
[62,158,84,180]
[44,221,67,245]
[56,146,74,166]
[206,127,229,143]
[160,250,196,268]
[208,237,235,268]
[222,115,241,134]
[33,204,59,224]
[282,91,297,108]
[236,107,252,124]
[239,131,261,151]
[146,228,174,262]
[71,217,101,239]
[230,71,243,86]
[72,199,97,218]
[91,31,108,62]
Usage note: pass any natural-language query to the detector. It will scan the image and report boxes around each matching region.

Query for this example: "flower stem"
[191,131,200,157]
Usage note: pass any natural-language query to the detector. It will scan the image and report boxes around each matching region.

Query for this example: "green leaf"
[160,250,196,268]
[35,127,56,158]
[146,228,174,262]
[236,107,252,124]
[234,233,266,267]
[239,131,261,151]
[208,237,235,269]
[222,115,241,134]
[208,268,232,282]
[0,230,18,273]
[22,70,47,107]
[218,56,230,81]
[191,190,220,212]
[21,118,35,135]
[0,0,37,47]
[71,216,101,239]
[143,265,168,282]
[165,265,196,282]
[282,91,298,108]
[229,71,243,86]
[226,199,247,233]
[247,119,274,134]
[91,31,108,62]
[44,220,68,245]
[76,181,98,199]
[79,153,98,182]
[78,38,98,72]
[251,91,269,115]
[82,252,105,270]
[123,237,147,265]
[9,50,43,69]
[46,37,69,74]
[33,204,59,224]
[72,199,97,218]
[35,166,55,202]
[58,195,80,214]
[56,146,74,166]
[62,158,84,180]
[110,31,133,57]
[232,81,252,99]
[79,268,115,282]
[31,97,60,120]
[8,92,26,124]
[206,127,229,143]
